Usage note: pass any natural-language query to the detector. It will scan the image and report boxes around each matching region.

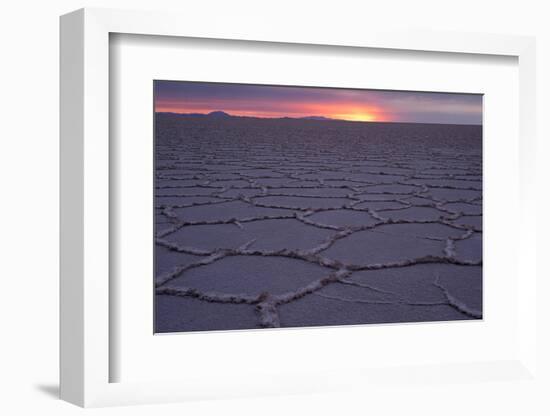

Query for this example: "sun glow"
[334,113,377,122]
[304,103,389,122]
[328,106,388,122]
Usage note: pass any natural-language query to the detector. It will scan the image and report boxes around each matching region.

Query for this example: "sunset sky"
[154,81,482,125]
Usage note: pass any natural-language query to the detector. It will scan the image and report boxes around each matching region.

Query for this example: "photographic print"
[154,81,482,333]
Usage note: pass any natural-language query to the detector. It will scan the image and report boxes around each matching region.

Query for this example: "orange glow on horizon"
[155,100,392,123]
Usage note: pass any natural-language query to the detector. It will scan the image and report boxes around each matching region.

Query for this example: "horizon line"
[155,110,482,126]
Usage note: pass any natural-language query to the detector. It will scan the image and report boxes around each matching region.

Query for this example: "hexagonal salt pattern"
[155,115,482,332]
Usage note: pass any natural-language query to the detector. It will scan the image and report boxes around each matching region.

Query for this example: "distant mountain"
[157,111,336,122]
[298,116,333,121]
[206,111,231,118]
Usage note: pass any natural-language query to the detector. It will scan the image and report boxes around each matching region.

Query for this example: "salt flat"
[154,114,483,332]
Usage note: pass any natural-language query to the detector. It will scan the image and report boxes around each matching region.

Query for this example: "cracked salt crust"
[154,116,483,332]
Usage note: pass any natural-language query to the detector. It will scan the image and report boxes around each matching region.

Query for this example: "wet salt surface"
[154,115,482,332]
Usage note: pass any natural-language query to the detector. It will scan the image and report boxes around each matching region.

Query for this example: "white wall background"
[0,1,548,415]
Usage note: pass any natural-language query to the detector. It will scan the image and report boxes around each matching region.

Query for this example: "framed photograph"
[153,80,483,334]
[60,8,538,408]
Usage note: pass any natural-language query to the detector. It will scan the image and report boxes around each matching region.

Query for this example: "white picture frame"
[60,7,538,408]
